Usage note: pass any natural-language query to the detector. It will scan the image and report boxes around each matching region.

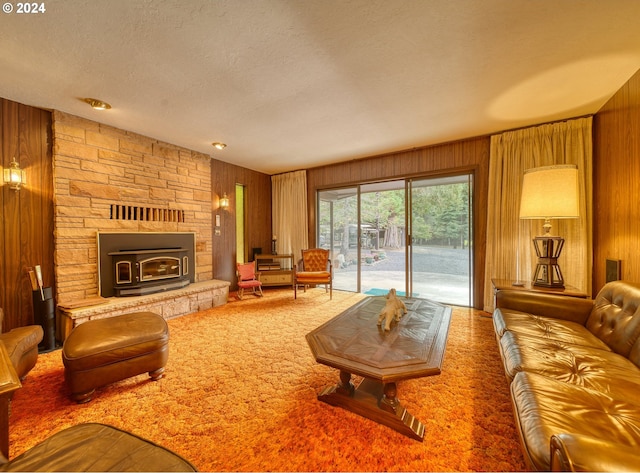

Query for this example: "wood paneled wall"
[593,68,640,292]
[306,137,490,309]
[0,98,54,331]
[211,160,272,287]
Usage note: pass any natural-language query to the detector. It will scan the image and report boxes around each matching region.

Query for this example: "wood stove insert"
[98,232,196,298]
[109,248,190,297]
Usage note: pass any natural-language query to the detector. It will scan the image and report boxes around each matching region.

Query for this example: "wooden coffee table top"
[306,296,452,384]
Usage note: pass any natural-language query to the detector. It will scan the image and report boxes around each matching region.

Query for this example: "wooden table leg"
[336,370,355,396]
[0,395,11,460]
[0,344,21,460]
[379,382,399,414]
[317,375,425,441]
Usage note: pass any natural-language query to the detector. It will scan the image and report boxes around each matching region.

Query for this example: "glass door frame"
[317,185,361,293]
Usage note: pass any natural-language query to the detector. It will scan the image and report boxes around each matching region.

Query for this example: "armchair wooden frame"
[294,248,332,299]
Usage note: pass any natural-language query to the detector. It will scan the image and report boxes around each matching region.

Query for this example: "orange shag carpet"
[9,289,527,471]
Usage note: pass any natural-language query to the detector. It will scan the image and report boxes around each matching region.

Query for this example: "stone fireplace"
[52,111,229,339]
[52,111,214,305]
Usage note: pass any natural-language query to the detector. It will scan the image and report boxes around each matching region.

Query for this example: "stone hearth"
[57,280,229,341]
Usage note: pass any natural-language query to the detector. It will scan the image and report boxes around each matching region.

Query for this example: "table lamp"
[519,164,579,288]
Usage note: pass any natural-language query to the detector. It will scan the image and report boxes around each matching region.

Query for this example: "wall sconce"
[3,157,26,191]
[219,193,230,210]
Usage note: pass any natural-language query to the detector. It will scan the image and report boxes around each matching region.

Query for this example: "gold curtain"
[271,170,309,262]
[483,117,593,312]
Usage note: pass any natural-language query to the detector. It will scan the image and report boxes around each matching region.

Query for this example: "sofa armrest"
[0,325,43,380]
[496,290,594,325]
[551,433,640,472]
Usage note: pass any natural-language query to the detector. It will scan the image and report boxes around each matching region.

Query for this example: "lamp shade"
[519,165,579,220]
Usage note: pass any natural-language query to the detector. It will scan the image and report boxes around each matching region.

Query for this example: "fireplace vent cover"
[111,204,185,222]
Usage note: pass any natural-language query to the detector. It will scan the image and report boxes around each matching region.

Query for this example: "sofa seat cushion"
[510,371,640,471]
[499,331,640,397]
[494,309,609,349]
[296,271,331,282]
[238,279,261,288]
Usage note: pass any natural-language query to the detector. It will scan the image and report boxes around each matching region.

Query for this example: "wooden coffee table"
[306,296,452,441]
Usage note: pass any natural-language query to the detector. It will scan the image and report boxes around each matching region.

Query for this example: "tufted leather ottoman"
[62,312,169,403]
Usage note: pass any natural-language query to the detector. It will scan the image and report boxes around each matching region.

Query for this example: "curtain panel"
[483,117,593,312]
[271,170,309,264]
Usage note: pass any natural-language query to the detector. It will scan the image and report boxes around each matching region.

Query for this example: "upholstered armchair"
[294,249,332,299]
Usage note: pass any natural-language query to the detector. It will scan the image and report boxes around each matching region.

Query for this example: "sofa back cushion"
[586,281,640,362]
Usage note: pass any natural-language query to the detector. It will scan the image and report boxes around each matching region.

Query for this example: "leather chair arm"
[496,290,594,325]
[550,433,640,471]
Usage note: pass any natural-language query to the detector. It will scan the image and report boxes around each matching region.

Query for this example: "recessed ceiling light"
[83,98,111,110]
[212,142,227,150]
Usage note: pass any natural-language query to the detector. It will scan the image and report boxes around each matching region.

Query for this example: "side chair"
[236,261,263,300]
[294,248,332,299]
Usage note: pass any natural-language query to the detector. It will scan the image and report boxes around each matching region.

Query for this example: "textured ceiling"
[2,0,640,174]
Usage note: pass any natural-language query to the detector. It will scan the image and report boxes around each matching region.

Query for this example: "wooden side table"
[0,343,21,460]
[256,254,294,288]
[491,278,588,304]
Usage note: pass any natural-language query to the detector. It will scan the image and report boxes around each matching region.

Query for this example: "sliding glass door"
[408,175,473,306]
[317,173,472,306]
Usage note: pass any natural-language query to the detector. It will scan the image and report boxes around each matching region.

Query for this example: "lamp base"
[531,236,565,288]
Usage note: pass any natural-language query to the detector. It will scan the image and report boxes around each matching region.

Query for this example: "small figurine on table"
[377,288,407,331]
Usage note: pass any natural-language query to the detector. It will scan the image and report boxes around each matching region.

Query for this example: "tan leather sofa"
[0,308,43,379]
[493,280,640,471]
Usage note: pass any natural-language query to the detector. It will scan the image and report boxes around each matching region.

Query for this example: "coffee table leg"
[379,382,399,414]
[337,370,355,396]
[317,376,425,441]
